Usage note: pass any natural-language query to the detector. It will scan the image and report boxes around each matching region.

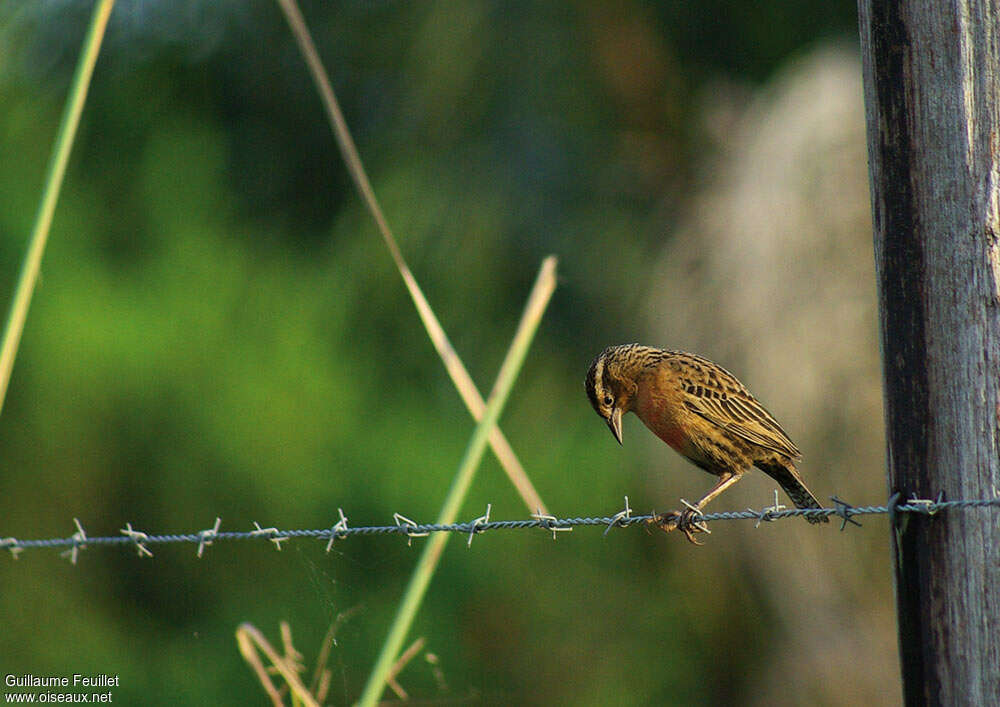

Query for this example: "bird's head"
[585,344,647,445]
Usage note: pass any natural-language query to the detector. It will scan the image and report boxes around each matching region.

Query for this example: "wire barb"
[830,496,863,531]
[251,522,289,551]
[906,492,944,515]
[325,508,349,553]
[1,537,23,559]
[120,523,153,558]
[60,518,88,564]
[754,490,787,528]
[679,498,711,535]
[603,496,633,537]
[531,509,572,540]
[467,504,491,547]
[393,513,429,546]
[197,517,222,558]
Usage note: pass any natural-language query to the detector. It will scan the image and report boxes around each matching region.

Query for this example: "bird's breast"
[633,383,689,454]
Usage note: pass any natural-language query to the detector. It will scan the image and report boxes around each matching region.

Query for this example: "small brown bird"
[586,344,828,542]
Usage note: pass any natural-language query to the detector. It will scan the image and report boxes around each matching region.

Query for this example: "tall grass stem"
[356,257,557,707]
[0,0,115,416]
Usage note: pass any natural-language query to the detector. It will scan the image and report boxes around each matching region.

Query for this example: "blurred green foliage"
[1,1,857,704]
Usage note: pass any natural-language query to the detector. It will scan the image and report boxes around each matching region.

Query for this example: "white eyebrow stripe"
[593,356,605,398]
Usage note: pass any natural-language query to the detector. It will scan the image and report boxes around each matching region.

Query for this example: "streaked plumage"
[586,344,827,540]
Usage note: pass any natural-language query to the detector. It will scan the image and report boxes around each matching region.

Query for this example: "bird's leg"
[678,472,742,539]
[649,471,743,544]
[692,470,743,510]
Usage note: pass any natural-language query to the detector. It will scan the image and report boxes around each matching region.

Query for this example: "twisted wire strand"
[2,498,998,556]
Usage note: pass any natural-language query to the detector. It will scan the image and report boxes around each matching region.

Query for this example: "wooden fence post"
[857,1,1000,703]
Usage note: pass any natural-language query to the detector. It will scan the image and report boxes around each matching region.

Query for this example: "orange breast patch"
[650,420,688,452]
[634,391,688,453]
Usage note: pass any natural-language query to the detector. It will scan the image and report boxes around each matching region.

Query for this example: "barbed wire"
[2,493,998,562]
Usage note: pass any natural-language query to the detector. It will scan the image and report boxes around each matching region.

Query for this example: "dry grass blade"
[275,0,548,515]
[235,623,320,707]
[236,625,288,707]
[385,637,426,700]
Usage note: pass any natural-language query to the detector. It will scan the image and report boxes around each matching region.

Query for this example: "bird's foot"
[647,503,710,545]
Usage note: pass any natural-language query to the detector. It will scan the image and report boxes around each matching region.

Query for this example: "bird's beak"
[607,407,623,445]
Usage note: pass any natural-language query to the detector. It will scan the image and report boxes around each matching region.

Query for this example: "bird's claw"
[646,507,711,545]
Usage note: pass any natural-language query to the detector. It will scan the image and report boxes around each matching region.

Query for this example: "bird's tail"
[756,460,829,524]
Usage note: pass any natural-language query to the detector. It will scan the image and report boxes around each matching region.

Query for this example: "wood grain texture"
[858,0,1000,704]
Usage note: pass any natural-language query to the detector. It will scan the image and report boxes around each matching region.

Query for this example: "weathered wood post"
[857,1,1000,704]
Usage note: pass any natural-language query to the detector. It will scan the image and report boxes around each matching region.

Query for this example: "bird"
[585,343,828,543]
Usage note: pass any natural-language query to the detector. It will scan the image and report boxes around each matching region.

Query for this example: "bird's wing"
[671,354,800,459]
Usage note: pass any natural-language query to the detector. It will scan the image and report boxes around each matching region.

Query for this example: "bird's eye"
[603,395,613,405]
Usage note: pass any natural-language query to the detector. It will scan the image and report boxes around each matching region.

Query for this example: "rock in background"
[646,43,898,706]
